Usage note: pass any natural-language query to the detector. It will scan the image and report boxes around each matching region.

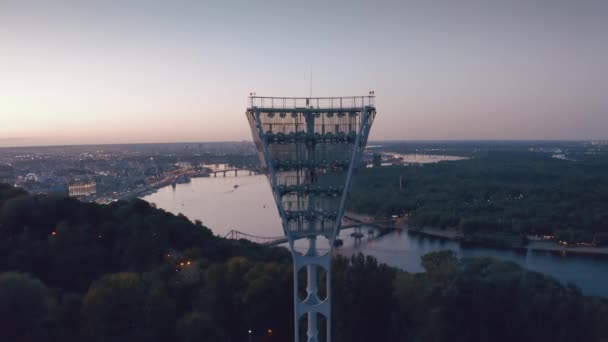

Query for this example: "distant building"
[69,179,96,197]
[176,161,192,169]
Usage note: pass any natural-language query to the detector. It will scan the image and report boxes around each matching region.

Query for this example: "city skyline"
[2,1,607,147]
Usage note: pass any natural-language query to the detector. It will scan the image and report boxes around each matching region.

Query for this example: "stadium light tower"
[246,94,376,342]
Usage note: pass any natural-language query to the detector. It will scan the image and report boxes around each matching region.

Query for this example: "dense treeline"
[350,151,608,245]
[0,183,291,341]
[1,183,608,341]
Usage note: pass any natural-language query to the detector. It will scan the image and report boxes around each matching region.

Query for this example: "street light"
[248,329,252,342]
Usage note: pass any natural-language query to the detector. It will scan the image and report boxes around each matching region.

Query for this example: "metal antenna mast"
[309,66,313,98]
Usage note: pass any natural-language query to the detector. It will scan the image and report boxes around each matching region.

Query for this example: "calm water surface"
[143,172,608,297]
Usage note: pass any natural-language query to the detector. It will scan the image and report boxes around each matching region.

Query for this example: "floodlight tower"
[246,94,376,342]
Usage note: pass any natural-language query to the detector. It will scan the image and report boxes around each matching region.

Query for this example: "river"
[143,171,608,297]
[386,153,469,163]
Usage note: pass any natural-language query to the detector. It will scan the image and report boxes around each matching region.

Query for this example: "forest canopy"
[0,183,607,341]
[349,151,608,245]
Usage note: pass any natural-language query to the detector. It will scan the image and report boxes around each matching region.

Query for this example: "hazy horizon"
[2,1,607,147]
[0,138,601,150]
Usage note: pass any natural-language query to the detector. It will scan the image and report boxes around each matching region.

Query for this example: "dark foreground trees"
[394,251,608,342]
[0,272,48,341]
[1,183,607,342]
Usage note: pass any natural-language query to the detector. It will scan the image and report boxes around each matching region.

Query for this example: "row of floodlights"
[273,158,351,168]
[285,221,337,231]
[278,184,344,195]
[265,112,358,118]
[265,131,358,142]
[284,210,339,221]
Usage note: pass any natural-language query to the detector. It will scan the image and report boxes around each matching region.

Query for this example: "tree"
[0,272,48,341]
[332,254,396,342]
[82,272,174,342]
[420,250,458,278]
[176,312,226,342]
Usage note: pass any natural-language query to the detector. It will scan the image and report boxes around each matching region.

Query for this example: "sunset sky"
[1,1,607,147]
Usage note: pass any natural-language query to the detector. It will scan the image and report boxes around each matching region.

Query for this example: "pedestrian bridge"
[210,168,257,177]
[224,230,288,246]
[223,217,400,246]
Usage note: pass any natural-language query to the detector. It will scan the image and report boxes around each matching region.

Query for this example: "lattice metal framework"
[246,95,376,342]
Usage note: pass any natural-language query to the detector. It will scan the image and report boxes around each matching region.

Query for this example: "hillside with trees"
[1,183,607,341]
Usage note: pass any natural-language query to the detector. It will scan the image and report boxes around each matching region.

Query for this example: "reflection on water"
[143,173,282,238]
[143,172,608,297]
[340,230,608,297]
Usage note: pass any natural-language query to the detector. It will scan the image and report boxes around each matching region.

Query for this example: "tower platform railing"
[248,96,375,110]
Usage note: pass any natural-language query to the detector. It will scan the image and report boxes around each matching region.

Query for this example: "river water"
[387,153,469,164]
[143,171,608,297]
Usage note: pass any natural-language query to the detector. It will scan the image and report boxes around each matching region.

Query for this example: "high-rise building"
[68,179,97,197]
[246,95,376,342]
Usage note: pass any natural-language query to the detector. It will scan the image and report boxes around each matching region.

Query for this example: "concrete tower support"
[246,96,376,342]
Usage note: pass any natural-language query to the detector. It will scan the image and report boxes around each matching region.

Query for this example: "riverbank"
[122,171,210,200]
[527,240,608,257]
[347,211,608,257]
[407,228,608,256]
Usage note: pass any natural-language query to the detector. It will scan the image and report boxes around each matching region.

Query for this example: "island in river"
[348,149,608,250]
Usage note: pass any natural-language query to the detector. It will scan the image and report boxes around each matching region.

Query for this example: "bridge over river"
[224,215,403,246]
[206,164,261,177]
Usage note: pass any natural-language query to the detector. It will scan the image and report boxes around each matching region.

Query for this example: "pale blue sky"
[1,0,607,146]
